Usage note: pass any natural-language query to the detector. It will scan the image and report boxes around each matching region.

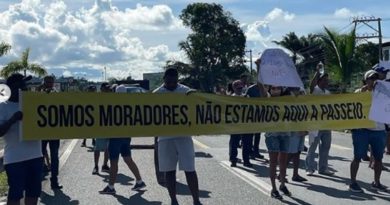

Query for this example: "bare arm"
[255,58,268,98]
[309,64,321,94]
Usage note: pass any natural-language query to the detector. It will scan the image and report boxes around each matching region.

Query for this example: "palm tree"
[321,27,356,87]
[0,42,11,57]
[0,48,47,78]
[273,32,304,64]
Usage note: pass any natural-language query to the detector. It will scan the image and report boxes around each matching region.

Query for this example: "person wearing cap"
[99,84,146,195]
[91,83,111,175]
[0,73,43,205]
[229,80,254,168]
[37,75,63,189]
[305,63,334,176]
[153,68,202,205]
[349,70,388,192]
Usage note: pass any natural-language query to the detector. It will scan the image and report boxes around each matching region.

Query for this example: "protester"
[99,84,146,194]
[0,73,43,205]
[81,85,96,147]
[349,70,388,192]
[153,68,202,205]
[255,58,291,199]
[240,74,249,93]
[229,80,253,168]
[305,64,334,176]
[38,75,62,189]
[245,77,268,160]
[287,87,308,182]
[92,83,111,175]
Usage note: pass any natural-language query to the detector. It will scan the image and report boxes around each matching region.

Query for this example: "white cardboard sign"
[258,48,304,88]
[369,80,390,123]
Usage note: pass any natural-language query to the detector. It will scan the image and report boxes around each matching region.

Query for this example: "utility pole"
[245,49,253,75]
[104,66,107,81]
[352,16,383,60]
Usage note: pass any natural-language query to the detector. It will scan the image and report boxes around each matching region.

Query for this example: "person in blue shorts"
[99,85,146,195]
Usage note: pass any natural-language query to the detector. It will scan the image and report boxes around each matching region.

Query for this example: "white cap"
[115,85,127,93]
[364,70,378,81]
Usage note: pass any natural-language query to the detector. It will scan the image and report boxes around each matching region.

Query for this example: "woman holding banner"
[255,58,291,200]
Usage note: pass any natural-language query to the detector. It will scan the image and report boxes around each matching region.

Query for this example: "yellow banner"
[21,92,375,140]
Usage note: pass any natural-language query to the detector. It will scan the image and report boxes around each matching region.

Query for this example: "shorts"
[288,133,305,153]
[158,138,195,172]
[108,138,131,161]
[265,135,289,153]
[94,138,109,152]
[352,129,386,161]
[4,157,43,201]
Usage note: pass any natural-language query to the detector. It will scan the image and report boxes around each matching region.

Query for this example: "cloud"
[334,8,354,18]
[265,8,295,22]
[0,0,184,80]
[334,8,366,19]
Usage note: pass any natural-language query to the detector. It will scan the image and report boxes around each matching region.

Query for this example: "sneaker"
[132,181,146,191]
[243,162,253,168]
[319,169,334,176]
[292,175,307,182]
[279,185,292,196]
[371,182,388,191]
[92,166,99,175]
[230,162,237,167]
[99,185,116,195]
[253,153,264,159]
[349,182,363,193]
[81,143,86,147]
[271,190,283,200]
[306,170,314,176]
[101,165,110,173]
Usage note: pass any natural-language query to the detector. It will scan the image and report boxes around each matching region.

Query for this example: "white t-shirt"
[310,86,330,134]
[0,102,42,165]
[354,88,385,131]
[153,84,192,141]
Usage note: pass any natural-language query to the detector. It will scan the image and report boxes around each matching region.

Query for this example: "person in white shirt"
[0,73,43,205]
[305,65,334,176]
[349,70,388,192]
[153,68,202,205]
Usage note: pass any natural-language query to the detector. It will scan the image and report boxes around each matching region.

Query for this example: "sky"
[0,0,390,81]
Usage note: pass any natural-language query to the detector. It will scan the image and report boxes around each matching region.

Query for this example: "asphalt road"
[33,132,390,205]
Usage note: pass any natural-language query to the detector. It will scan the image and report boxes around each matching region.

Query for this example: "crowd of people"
[0,57,389,205]
[222,59,390,199]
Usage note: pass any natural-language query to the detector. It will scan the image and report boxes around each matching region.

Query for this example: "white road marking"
[193,138,210,149]
[220,161,272,196]
[59,139,79,169]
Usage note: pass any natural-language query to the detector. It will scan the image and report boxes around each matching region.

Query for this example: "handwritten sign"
[369,80,390,123]
[258,48,304,88]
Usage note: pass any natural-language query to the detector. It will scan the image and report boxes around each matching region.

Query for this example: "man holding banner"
[153,68,202,205]
[305,65,334,176]
[350,70,388,192]
[0,74,43,205]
